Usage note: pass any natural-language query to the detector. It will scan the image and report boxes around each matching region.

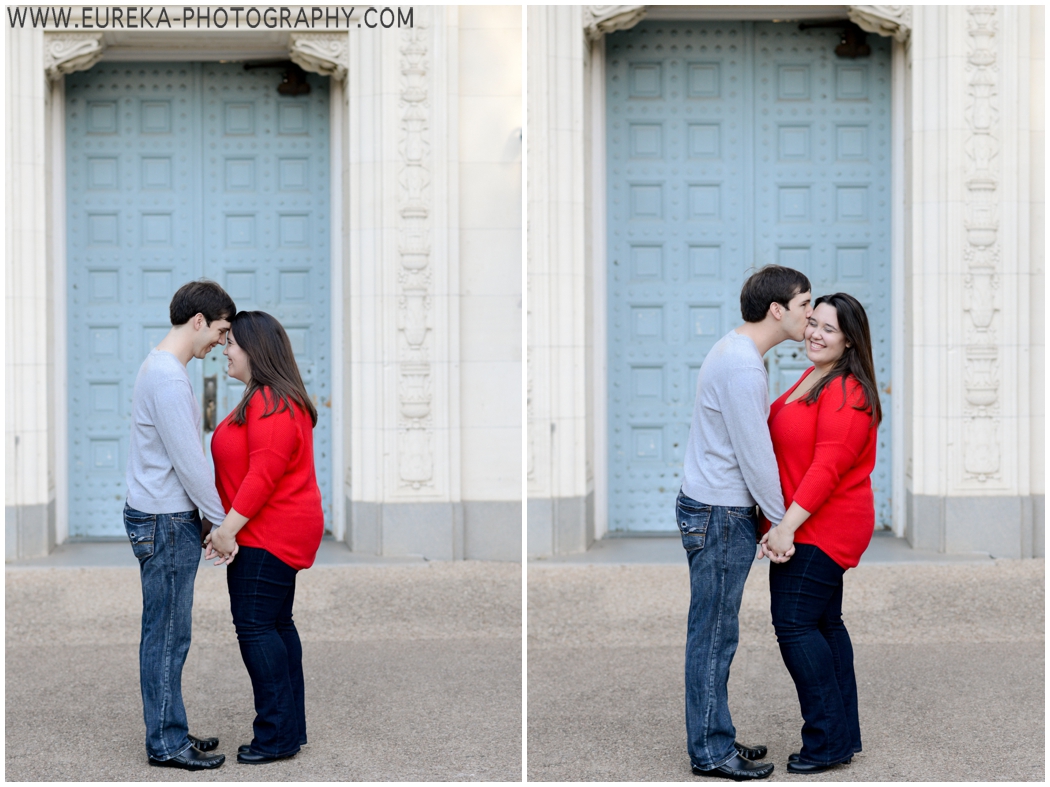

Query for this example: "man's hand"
[760,528,795,563]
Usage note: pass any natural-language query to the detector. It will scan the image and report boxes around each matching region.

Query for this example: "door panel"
[607,21,892,533]
[67,63,331,537]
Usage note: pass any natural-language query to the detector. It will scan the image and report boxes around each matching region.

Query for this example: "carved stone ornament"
[847,5,913,42]
[289,32,349,81]
[44,33,104,81]
[961,5,1001,483]
[396,10,435,493]
[583,5,647,41]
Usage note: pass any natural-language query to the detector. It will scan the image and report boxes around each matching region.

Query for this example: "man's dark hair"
[739,265,811,323]
[169,280,236,326]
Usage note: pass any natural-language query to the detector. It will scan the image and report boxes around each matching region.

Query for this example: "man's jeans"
[227,545,306,757]
[677,490,759,771]
[769,543,860,765]
[123,502,201,761]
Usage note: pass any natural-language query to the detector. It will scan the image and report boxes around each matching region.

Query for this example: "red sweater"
[211,388,324,570]
[762,368,877,569]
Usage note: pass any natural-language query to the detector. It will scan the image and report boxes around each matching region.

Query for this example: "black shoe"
[237,746,298,764]
[734,742,768,761]
[693,754,774,780]
[786,756,851,773]
[188,734,219,752]
[149,747,225,770]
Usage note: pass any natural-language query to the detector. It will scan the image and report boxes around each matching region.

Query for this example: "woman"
[759,293,881,775]
[206,310,324,764]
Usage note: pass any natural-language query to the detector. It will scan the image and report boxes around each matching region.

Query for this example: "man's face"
[782,290,812,342]
[191,315,231,359]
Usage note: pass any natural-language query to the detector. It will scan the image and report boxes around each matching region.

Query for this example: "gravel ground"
[528,558,1044,781]
[6,561,522,782]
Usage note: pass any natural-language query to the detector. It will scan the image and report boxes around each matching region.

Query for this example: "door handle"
[203,375,218,433]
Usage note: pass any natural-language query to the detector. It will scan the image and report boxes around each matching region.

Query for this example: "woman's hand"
[761,528,795,562]
[205,529,238,566]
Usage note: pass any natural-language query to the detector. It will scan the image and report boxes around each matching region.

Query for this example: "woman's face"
[223,328,251,384]
[805,302,850,368]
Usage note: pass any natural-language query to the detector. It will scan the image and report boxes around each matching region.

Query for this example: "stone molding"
[396,10,435,494]
[583,5,646,41]
[288,32,349,81]
[43,33,104,81]
[961,5,1001,484]
[847,5,913,42]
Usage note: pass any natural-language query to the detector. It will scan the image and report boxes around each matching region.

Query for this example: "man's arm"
[152,378,227,525]
[719,366,788,525]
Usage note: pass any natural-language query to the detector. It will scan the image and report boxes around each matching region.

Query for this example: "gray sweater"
[125,350,226,524]
[681,330,787,525]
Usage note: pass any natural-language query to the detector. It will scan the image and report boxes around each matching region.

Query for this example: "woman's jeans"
[227,545,306,757]
[123,503,200,761]
[769,543,861,765]
[677,491,760,771]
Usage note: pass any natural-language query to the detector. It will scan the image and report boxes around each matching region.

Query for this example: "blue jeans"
[123,502,201,760]
[769,543,861,765]
[677,490,760,770]
[227,545,306,757]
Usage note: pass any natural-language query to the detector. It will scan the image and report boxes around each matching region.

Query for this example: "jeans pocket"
[123,505,156,561]
[676,495,711,552]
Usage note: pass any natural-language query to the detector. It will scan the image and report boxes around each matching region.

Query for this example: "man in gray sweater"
[678,265,811,780]
[123,280,235,770]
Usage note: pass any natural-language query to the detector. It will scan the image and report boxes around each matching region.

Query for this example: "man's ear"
[768,302,783,321]
[193,313,206,330]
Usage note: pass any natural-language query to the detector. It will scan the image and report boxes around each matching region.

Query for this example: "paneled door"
[606,21,892,533]
[66,62,331,537]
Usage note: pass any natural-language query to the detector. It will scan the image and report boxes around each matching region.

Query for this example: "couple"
[123,280,324,770]
[679,265,881,779]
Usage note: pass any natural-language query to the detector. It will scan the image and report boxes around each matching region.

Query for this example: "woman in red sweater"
[206,311,323,764]
[759,293,881,775]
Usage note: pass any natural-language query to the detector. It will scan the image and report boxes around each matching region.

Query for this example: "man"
[677,265,812,780]
[123,280,236,770]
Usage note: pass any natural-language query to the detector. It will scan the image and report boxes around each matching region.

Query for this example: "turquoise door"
[66,63,331,537]
[606,21,892,533]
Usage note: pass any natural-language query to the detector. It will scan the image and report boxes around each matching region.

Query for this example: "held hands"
[759,526,795,563]
[204,527,239,566]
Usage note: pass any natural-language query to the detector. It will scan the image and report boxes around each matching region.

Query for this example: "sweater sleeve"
[151,377,227,524]
[720,366,788,525]
[230,392,301,519]
[791,378,873,515]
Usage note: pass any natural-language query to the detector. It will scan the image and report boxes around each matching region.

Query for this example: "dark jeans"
[677,490,760,770]
[123,503,200,760]
[769,543,861,765]
[227,545,306,757]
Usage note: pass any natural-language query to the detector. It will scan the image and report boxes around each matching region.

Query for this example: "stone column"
[526,6,594,556]
[905,6,1044,557]
[345,8,463,558]
[6,30,103,560]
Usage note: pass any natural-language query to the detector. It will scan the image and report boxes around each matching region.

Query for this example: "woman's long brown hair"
[228,311,318,427]
[801,293,883,427]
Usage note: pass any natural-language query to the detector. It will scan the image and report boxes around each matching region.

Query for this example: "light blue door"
[607,21,892,533]
[66,62,331,537]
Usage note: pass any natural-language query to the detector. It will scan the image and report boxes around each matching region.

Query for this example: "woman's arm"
[208,508,249,560]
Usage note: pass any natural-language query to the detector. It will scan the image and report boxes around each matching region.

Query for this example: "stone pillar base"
[6,501,56,562]
[527,492,595,558]
[906,492,1045,559]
